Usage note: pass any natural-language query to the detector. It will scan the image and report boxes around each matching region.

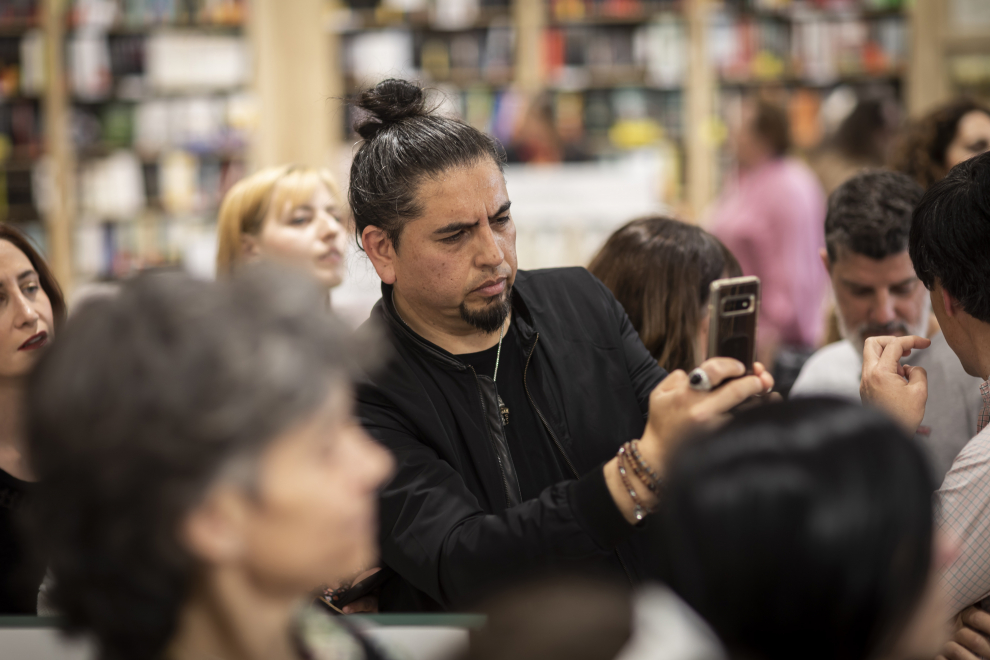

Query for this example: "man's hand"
[605,358,772,525]
[860,335,930,434]
[638,358,774,470]
[938,606,990,660]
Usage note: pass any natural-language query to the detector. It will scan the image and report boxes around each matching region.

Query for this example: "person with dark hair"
[707,98,828,388]
[588,216,742,373]
[811,97,900,194]
[791,170,981,480]
[0,223,64,614]
[657,398,952,660]
[860,152,990,657]
[889,98,990,190]
[350,78,774,612]
[26,266,394,660]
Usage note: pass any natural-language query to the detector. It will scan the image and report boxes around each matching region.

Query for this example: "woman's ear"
[180,486,249,565]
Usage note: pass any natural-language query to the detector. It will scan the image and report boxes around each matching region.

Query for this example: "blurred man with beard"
[791,170,981,479]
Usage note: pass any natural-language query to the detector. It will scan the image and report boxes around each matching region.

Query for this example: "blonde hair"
[216,164,344,276]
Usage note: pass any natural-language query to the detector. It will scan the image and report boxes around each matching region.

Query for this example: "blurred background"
[0,0,985,323]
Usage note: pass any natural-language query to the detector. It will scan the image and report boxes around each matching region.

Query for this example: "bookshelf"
[330,0,910,219]
[0,0,941,295]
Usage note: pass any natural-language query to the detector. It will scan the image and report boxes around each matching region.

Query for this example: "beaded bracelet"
[616,448,650,522]
[628,440,663,493]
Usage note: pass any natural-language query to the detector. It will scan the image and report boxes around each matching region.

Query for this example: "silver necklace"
[493,322,504,382]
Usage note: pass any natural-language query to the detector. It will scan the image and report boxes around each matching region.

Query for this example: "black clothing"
[0,468,42,614]
[357,267,667,612]
[457,324,567,501]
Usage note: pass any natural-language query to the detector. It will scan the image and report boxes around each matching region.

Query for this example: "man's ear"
[362,226,397,285]
[939,282,961,318]
[180,486,249,565]
[240,233,261,259]
[820,248,832,276]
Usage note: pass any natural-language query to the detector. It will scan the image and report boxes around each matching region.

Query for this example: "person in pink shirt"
[708,99,828,392]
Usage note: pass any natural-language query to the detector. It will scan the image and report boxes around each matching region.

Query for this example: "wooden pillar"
[907,0,949,117]
[685,0,715,221]
[513,0,545,96]
[249,0,337,169]
[41,0,74,292]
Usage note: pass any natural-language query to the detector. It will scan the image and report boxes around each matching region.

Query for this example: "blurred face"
[0,240,53,378]
[827,249,929,357]
[249,183,347,290]
[197,385,393,593]
[391,159,517,335]
[945,110,990,170]
[730,103,772,172]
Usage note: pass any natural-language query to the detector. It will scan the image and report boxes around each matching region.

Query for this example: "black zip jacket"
[356,267,668,611]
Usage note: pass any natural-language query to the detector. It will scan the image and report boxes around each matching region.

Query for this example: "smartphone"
[707,276,760,375]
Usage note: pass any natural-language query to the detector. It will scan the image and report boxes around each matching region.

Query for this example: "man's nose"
[871,290,896,326]
[476,224,504,267]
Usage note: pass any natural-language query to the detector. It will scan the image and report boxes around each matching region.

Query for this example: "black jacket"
[357,267,667,611]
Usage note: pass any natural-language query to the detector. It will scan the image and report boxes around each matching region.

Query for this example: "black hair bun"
[355,79,427,140]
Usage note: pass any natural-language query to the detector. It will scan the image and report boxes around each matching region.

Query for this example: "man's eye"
[441,232,464,244]
[493,215,510,226]
[289,216,309,225]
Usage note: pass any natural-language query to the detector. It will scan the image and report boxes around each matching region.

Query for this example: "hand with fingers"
[938,606,990,660]
[605,358,774,525]
[860,335,931,434]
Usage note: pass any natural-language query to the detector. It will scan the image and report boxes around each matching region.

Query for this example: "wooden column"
[41,0,74,292]
[907,0,949,117]
[512,0,545,96]
[685,0,715,221]
[249,0,336,169]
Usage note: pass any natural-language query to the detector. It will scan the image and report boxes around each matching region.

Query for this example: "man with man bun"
[349,79,773,611]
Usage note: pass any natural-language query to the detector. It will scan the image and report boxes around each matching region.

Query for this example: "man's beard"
[839,302,931,358]
[460,284,512,334]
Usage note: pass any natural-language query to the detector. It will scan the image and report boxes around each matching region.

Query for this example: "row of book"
[713,13,906,83]
[76,147,244,220]
[0,31,44,100]
[70,0,245,29]
[73,93,253,156]
[74,213,221,279]
[70,31,249,100]
[721,0,906,11]
[0,1,36,27]
[543,12,906,88]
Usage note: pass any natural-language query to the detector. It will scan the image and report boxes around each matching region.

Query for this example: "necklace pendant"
[497,394,509,426]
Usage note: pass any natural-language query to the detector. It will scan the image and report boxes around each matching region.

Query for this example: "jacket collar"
[378,279,538,370]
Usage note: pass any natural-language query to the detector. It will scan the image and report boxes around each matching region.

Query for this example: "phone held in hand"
[708,276,761,375]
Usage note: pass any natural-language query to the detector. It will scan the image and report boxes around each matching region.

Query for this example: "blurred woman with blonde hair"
[216,165,348,293]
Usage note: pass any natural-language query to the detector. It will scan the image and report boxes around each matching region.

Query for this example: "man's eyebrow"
[433,220,478,235]
[433,202,512,236]
[490,201,511,219]
[891,276,920,288]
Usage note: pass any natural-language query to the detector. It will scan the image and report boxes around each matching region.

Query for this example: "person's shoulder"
[789,340,862,400]
[516,266,599,289]
[515,267,611,306]
[771,158,826,196]
[940,426,990,491]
